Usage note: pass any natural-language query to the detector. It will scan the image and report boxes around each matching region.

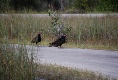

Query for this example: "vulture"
[49,35,66,48]
[31,32,41,45]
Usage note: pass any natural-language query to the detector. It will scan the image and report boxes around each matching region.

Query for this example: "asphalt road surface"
[25,45,118,79]
[0,13,118,18]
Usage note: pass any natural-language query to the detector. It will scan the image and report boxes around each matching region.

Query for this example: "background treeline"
[73,0,118,12]
[0,0,118,13]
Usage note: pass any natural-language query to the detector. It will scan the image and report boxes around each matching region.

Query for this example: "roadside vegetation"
[0,44,39,80]
[0,14,117,50]
[38,63,113,80]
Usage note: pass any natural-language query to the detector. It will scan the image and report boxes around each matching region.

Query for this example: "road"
[24,45,118,79]
[0,13,118,18]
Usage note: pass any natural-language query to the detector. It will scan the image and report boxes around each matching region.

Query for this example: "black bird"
[49,35,66,48]
[31,32,41,45]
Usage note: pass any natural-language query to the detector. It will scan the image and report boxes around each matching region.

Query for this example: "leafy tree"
[0,0,11,11]
[97,0,118,12]
[0,0,117,13]
[73,0,88,10]
[73,0,118,12]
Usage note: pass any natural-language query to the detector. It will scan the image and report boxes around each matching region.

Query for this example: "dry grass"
[0,44,38,80]
[37,63,115,80]
[1,14,117,50]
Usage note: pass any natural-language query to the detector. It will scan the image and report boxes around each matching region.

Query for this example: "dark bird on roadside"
[49,35,66,48]
[31,32,41,45]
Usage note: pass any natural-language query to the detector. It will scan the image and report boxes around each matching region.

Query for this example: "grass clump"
[38,63,114,80]
[0,44,38,80]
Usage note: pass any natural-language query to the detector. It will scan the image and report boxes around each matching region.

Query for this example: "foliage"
[0,0,118,13]
[48,11,71,38]
[0,0,11,12]
[73,0,88,10]
[0,0,42,12]
[96,0,118,12]
[73,0,118,12]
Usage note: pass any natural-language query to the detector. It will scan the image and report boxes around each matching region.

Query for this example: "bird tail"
[31,37,36,43]
[49,43,52,47]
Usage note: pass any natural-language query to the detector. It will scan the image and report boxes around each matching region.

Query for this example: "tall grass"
[0,14,117,50]
[0,44,38,80]
[0,16,39,80]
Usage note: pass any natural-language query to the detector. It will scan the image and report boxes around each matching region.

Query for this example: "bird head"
[37,32,41,36]
[63,34,66,37]
[38,32,41,35]
[61,34,66,39]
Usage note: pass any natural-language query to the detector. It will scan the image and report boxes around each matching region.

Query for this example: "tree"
[97,0,118,12]
[0,0,11,11]
[73,0,88,12]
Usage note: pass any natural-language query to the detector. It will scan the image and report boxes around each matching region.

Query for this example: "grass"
[38,63,115,80]
[0,14,117,50]
[0,44,39,80]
